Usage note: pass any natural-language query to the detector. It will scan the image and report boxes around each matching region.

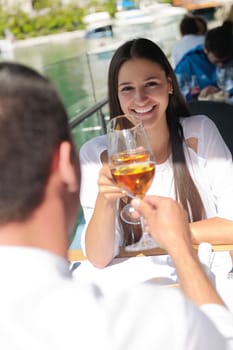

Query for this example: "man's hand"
[131,196,191,254]
[131,196,225,306]
[199,85,219,97]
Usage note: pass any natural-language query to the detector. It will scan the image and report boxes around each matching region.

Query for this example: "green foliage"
[32,0,61,10]
[0,0,120,40]
[0,2,86,39]
[85,0,117,17]
[105,0,117,17]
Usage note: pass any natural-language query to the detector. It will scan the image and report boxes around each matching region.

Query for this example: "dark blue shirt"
[175,44,217,89]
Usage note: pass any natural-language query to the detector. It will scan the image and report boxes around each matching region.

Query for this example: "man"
[0,62,232,349]
[0,62,107,350]
[175,22,233,98]
[171,14,207,67]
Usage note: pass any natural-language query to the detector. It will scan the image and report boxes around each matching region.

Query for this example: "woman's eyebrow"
[118,81,131,87]
[145,75,164,81]
[119,76,158,86]
[145,76,157,80]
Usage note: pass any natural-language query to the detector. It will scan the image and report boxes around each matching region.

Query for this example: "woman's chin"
[133,113,152,121]
[135,114,157,128]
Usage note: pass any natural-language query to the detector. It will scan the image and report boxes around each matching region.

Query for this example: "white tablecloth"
[211,251,233,312]
[72,251,233,312]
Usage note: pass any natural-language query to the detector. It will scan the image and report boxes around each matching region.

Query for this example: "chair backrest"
[188,100,233,156]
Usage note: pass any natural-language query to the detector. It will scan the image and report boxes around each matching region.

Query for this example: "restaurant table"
[172,0,222,11]
[70,245,233,313]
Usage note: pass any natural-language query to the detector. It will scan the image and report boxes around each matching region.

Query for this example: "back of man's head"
[0,62,72,224]
[205,23,233,60]
[195,15,207,35]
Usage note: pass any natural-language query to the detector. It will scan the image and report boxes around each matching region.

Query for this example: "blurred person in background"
[171,14,207,67]
[175,22,233,98]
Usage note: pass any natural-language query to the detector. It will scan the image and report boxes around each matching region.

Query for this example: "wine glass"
[216,66,233,95]
[175,73,190,99]
[107,114,158,251]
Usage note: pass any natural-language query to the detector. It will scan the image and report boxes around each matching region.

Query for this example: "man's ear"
[58,141,79,193]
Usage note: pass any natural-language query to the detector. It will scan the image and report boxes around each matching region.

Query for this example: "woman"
[80,38,233,268]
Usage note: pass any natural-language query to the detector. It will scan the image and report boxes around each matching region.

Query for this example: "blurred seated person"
[171,15,207,67]
[175,22,233,98]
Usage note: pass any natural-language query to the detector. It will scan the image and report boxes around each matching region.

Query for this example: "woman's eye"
[145,81,158,88]
[120,86,133,93]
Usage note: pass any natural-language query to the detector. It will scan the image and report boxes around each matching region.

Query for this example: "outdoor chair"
[188,100,233,156]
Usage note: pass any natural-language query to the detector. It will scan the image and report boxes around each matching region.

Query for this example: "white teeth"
[134,106,153,113]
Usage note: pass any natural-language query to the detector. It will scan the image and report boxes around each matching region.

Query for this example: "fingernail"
[131,198,141,208]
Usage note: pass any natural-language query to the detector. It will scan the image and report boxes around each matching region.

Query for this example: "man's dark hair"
[180,15,199,36]
[195,15,207,35]
[205,23,233,59]
[0,62,73,223]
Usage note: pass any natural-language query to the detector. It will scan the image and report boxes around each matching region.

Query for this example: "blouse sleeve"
[79,136,123,256]
[79,137,104,254]
[185,115,233,220]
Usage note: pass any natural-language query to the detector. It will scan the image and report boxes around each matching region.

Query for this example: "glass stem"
[140,209,145,234]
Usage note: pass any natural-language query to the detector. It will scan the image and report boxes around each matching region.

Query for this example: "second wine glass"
[107,114,157,251]
[216,66,233,95]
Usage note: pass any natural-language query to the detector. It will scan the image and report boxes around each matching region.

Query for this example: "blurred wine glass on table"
[216,66,233,97]
[107,114,157,251]
[189,75,201,100]
[176,72,190,99]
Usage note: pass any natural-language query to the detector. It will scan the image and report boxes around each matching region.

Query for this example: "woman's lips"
[132,105,156,119]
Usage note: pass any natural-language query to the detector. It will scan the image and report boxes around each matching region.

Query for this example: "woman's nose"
[134,88,147,103]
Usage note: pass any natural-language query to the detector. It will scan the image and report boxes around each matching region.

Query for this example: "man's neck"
[0,198,68,259]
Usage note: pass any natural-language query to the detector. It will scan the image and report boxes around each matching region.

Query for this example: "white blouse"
[80,115,233,255]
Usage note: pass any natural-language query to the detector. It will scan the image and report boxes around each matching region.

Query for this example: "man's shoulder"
[182,44,204,57]
[175,44,205,69]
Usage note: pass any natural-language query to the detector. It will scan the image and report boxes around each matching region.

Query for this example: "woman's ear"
[58,141,79,193]
[167,77,173,94]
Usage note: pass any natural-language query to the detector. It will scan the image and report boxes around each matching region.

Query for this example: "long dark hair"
[107,38,205,244]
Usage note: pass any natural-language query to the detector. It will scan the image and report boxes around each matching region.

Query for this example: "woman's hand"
[98,164,125,203]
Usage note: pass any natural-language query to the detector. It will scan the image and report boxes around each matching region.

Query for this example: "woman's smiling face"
[118,58,172,129]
